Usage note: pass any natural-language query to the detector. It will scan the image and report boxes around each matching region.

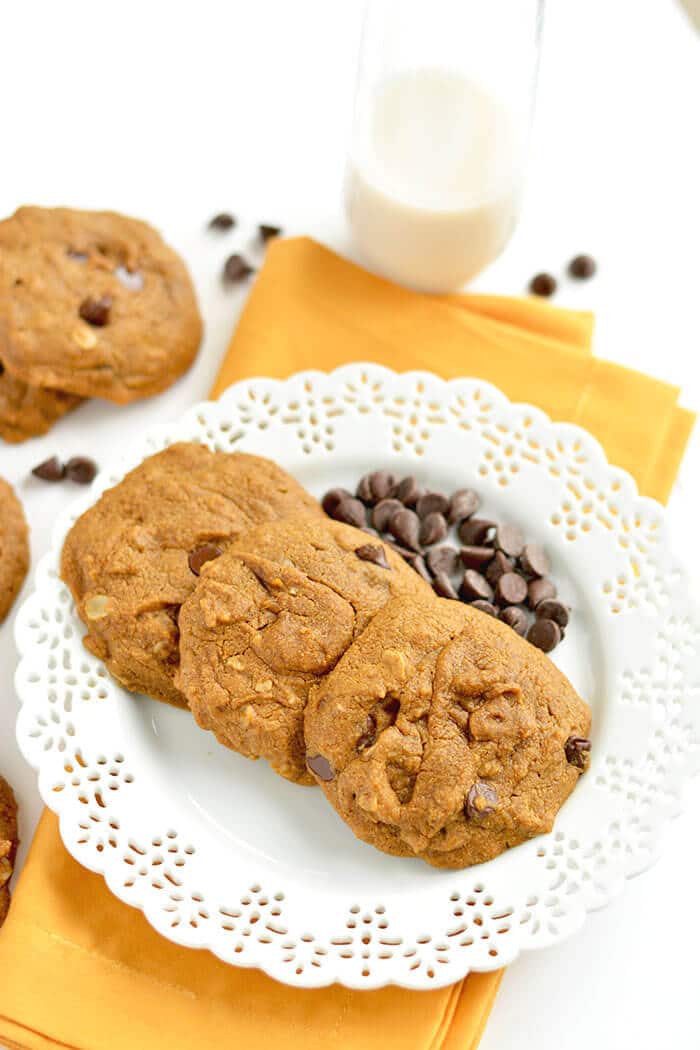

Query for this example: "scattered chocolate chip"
[460,570,494,603]
[471,600,498,617]
[529,272,557,297]
[356,715,377,752]
[499,605,529,635]
[460,545,494,570]
[527,577,557,608]
[448,488,480,524]
[486,550,514,585]
[426,546,461,577]
[188,543,224,575]
[356,474,374,503]
[395,476,422,507]
[259,223,282,242]
[355,544,389,570]
[79,295,112,326]
[527,618,561,652]
[536,599,569,628]
[322,487,353,516]
[65,456,98,485]
[332,497,366,529]
[433,571,459,600]
[420,511,447,546]
[495,524,525,558]
[369,470,397,502]
[406,553,432,584]
[388,508,421,552]
[565,735,591,769]
[458,518,495,545]
[372,498,403,531]
[32,455,65,482]
[495,572,528,606]
[223,253,254,282]
[306,753,334,781]
[385,539,414,560]
[465,781,498,820]
[416,491,449,518]
[568,254,596,280]
[209,212,236,231]
[519,543,550,578]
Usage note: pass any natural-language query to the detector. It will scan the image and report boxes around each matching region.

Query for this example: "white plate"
[14,365,700,990]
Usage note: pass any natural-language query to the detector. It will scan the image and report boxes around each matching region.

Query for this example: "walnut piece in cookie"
[0,776,18,927]
[0,476,29,623]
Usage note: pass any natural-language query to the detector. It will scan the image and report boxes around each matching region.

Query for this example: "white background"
[1,1,699,1047]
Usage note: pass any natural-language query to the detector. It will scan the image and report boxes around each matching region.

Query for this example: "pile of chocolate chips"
[322,472,570,653]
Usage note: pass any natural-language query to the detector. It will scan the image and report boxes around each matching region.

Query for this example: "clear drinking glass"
[345,0,544,291]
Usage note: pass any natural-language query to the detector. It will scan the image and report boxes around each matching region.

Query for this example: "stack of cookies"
[62,442,591,870]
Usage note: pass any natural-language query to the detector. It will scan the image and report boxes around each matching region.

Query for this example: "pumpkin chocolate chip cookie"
[0,476,29,623]
[61,443,323,708]
[0,360,82,443]
[304,595,591,867]
[177,517,434,784]
[0,206,202,404]
[0,776,18,927]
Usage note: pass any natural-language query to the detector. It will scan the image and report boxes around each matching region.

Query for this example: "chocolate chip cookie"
[304,596,591,867]
[61,443,323,708]
[0,477,29,623]
[178,518,434,784]
[0,361,82,443]
[0,776,18,927]
[0,207,202,403]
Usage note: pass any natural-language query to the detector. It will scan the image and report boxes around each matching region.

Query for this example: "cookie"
[61,443,323,708]
[304,595,591,868]
[0,776,18,927]
[0,207,202,403]
[0,360,82,443]
[0,477,30,623]
[178,518,434,784]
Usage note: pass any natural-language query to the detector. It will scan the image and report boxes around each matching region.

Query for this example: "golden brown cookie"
[61,443,323,708]
[0,776,18,927]
[0,360,83,443]
[0,207,202,403]
[178,518,434,784]
[304,595,591,868]
[0,477,29,623]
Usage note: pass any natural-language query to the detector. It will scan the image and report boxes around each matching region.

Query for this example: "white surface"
[0,0,698,1041]
[19,365,700,989]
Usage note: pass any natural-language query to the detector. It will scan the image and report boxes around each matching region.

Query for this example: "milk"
[345,69,522,291]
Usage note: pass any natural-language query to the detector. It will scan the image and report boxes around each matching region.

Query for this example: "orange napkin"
[0,237,693,1050]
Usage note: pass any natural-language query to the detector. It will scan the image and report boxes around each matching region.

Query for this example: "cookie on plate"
[178,517,434,784]
[0,206,202,404]
[0,360,83,443]
[304,595,591,868]
[61,443,323,708]
[0,776,18,927]
[0,477,30,623]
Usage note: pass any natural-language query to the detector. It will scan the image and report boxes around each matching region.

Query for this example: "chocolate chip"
[420,511,447,546]
[527,618,561,652]
[499,605,529,635]
[209,212,236,231]
[448,488,480,524]
[529,272,557,297]
[460,545,494,570]
[536,599,569,627]
[332,497,367,529]
[426,546,461,577]
[79,295,111,326]
[460,570,494,602]
[465,781,497,820]
[31,455,65,482]
[406,553,432,584]
[356,474,374,502]
[306,753,334,781]
[188,543,224,575]
[495,572,528,606]
[388,508,421,552]
[369,471,397,502]
[356,714,377,752]
[416,491,449,518]
[223,253,254,282]
[471,600,498,617]
[520,543,550,578]
[355,544,389,570]
[385,540,414,560]
[565,735,591,770]
[65,456,98,484]
[527,577,557,608]
[322,487,353,516]
[568,254,596,280]
[495,524,525,558]
[395,476,422,507]
[259,224,282,242]
[486,550,514,585]
[433,572,459,600]
[372,498,403,531]
[458,518,495,545]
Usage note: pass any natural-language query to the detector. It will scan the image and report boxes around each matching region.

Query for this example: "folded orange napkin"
[0,237,693,1050]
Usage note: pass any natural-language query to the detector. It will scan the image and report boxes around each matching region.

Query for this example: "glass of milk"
[345,0,544,291]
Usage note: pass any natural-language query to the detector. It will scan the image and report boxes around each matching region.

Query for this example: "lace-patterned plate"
[15,365,700,990]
